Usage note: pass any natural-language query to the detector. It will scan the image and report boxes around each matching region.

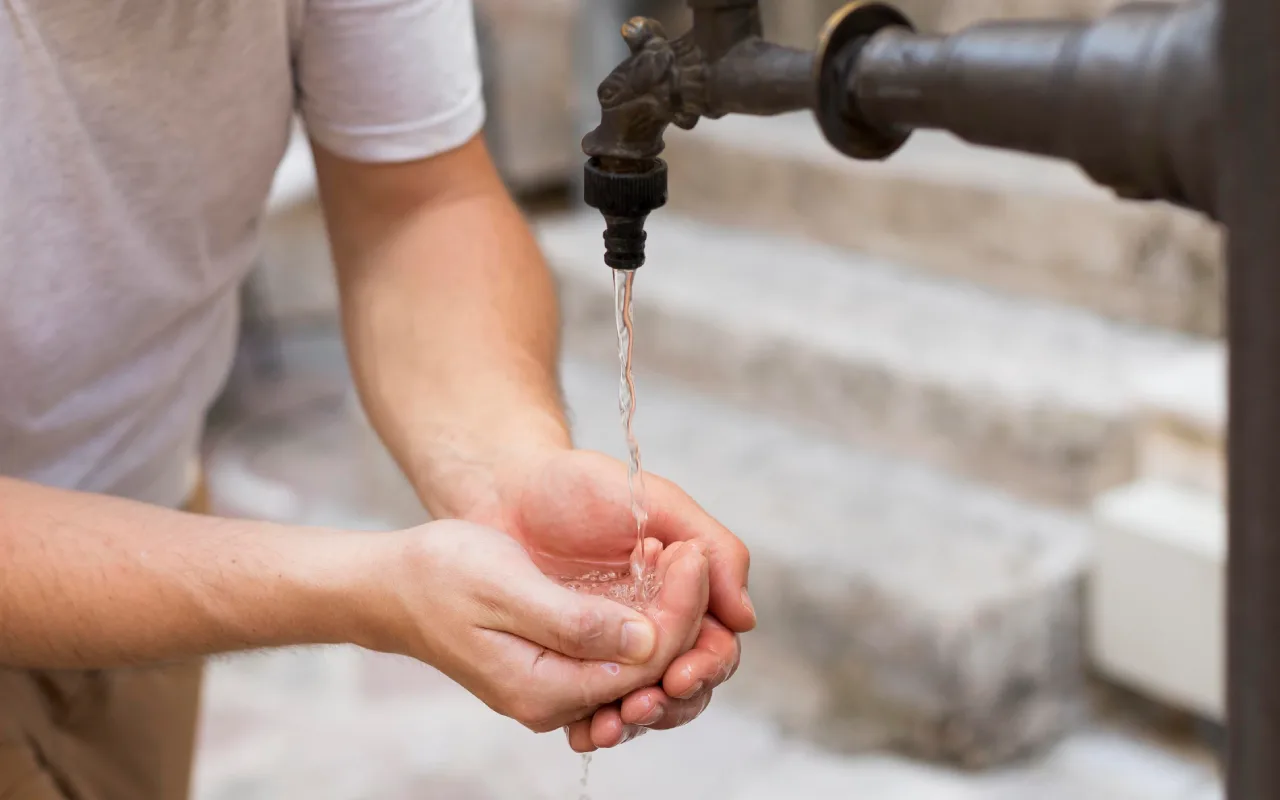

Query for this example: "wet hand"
[464,448,756,749]
[368,519,709,734]
[565,614,740,752]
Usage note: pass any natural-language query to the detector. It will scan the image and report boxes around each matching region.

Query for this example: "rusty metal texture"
[581,7,815,165]
[831,0,1220,216]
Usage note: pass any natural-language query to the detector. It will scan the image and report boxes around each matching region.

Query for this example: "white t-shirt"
[0,0,486,507]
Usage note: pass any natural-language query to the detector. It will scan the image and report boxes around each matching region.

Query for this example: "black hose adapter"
[583,158,669,271]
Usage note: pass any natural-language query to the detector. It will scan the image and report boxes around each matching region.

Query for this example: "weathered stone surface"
[193,648,1220,799]
[661,114,1224,337]
[475,0,579,191]
[1090,480,1224,722]
[756,0,1127,46]
[1131,348,1225,498]
[562,358,1091,766]
[541,211,1200,508]
[934,0,1123,31]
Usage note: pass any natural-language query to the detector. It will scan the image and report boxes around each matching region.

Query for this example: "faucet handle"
[583,17,705,162]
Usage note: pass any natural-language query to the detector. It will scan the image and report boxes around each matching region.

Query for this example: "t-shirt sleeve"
[296,0,486,163]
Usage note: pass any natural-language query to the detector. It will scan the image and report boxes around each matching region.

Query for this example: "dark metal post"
[1223,0,1280,795]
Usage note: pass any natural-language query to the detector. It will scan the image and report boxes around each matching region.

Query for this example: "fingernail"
[741,588,756,620]
[621,620,656,662]
[639,705,665,726]
[602,662,621,676]
[675,680,704,700]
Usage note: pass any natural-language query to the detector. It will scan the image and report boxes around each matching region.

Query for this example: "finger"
[590,707,647,749]
[619,686,714,731]
[649,479,755,633]
[640,537,663,576]
[531,541,710,716]
[661,615,740,699]
[589,705,624,748]
[566,721,597,754]
[492,567,658,665]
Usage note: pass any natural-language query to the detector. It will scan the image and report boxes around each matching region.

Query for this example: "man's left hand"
[463,448,755,751]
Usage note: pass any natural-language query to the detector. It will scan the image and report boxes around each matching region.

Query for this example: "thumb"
[493,568,659,665]
[557,542,711,709]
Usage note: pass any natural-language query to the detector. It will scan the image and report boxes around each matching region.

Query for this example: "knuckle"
[558,606,608,653]
[508,696,553,730]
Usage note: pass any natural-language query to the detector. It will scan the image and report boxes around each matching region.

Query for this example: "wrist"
[413,412,572,523]
[251,526,399,652]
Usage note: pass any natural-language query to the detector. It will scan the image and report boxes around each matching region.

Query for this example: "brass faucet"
[581,0,1221,269]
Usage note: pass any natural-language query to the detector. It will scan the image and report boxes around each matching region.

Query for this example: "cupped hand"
[470,448,755,750]
[371,519,709,733]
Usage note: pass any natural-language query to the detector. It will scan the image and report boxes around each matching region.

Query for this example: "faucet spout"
[580,1,816,269]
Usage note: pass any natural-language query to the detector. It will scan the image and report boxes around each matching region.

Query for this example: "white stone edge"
[1089,478,1225,721]
[1130,344,1226,438]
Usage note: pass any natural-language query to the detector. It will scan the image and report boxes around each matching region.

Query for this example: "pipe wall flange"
[815,1,914,160]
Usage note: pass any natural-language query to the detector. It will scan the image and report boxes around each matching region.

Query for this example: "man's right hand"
[362,520,710,734]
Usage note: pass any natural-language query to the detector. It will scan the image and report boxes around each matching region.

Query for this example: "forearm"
[0,477,373,668]
[322,140,572,521]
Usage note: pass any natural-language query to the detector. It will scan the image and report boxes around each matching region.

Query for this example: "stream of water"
[572,269,655,800]
[614,268,654,605]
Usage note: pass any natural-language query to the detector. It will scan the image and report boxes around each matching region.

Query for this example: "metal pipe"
[820,0,1220,216]
[1222,0,1280,792]
[707,39,816,117]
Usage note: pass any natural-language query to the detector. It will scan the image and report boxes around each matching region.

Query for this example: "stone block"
[1090,480,1225,722]
[1131,347,1225,498]
[540,211,1201,509]
[562,358,1091,766]
[662,114,1225,337]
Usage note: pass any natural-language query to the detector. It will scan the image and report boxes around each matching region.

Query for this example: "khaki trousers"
[0,483,209,800]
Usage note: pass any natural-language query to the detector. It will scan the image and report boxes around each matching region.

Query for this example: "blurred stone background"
[204,0,1228,796]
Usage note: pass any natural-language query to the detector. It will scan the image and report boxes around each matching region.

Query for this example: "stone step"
[1089,479,1224,722]
[561,358,1092,767]
[925,0,1127,32]
[648,1,1129,53]
[197,647,1220,800]
[763,0,1134,45]
[661,113,1223,337]
[1131,348,1225,499]
[540,211,1201,508]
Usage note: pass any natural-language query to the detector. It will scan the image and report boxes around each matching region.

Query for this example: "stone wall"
[646,0,1128,51]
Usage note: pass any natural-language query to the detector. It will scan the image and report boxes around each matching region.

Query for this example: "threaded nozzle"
[583,158,669,271]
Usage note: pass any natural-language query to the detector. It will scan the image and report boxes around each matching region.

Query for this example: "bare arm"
[0,475,698,738]
[312,134,572,521]
[0,477,373,668]
[313,133,754,748]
